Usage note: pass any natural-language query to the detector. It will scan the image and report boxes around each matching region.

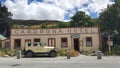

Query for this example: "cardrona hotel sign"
[11,27,99,35]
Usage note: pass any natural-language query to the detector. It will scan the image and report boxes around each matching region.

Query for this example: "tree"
[99,0,120,44]
[99,0,120,54]
[0,3,12,37]
[70,11,97,27]
[99,0,120,33]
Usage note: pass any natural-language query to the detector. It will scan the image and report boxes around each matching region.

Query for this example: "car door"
[31,43,41,53]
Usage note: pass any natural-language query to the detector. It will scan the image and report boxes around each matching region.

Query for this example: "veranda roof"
[0,34,7,40]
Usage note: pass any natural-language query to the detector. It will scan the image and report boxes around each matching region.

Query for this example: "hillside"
[11,20,61,25]
[11,20,62,28]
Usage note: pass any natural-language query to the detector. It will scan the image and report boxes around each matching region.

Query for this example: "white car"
[23,42,57,57]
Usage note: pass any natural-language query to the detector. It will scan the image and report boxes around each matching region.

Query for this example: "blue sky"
[0,0,114,21]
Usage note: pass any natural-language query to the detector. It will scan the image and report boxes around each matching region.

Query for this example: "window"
[34,38,40,42]
[48,38,56,47]
[86,37,93,46]
[5,42,9,48]
[33,43,38,46]
[61,38,68,48]
[39,43,42,46]
[14,39,21,49]
[25,39,31,43]
[39,43,43,47]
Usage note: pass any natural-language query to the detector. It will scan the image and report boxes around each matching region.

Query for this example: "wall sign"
[11,27,98,35]
[71,34,80,38]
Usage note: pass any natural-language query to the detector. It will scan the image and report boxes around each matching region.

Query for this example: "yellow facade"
[10,27,101,52]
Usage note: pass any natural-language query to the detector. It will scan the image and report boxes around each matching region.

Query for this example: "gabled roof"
[0,34,7,40]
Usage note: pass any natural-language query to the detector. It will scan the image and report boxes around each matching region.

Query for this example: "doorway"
[73,38,79,52]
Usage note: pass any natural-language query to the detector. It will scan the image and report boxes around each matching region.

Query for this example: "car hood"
[44,46,54,48]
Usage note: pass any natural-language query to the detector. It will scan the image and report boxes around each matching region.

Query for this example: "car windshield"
[28,43,32,46]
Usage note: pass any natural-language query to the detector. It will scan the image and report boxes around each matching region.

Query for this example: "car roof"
[28,42,44,43]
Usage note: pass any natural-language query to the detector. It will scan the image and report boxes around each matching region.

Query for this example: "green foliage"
[114,0,120,8]
[0,3,12,38]
[70,11,97,27]
[11,20,62,29]
[101,44,120,56]
[0,48,16,56]
[57,49,80,57]
[0,50,4,56]
[99,0,120,51]
[41,24,47,28]
[99,0,120,33]
[80,51,96,56]
[99,5,117,32]
[11,20,71,29]
[111,45,120,55]
[57,49,67,56]
[57,22,70,28]
[46,25,58,28]
[11,20,60,26]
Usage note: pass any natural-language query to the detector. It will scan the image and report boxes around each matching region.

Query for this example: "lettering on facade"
[15,30,18,34]
[52,29,56,34]
[79,28,82,33]
[21,30,25,34]
[74,28,78,33]
[33,29,37,34]
[46,29,50,34]
[85,28,89,33]
[40,29,44,33]
[27,29,31,34]
[11,28,98,35]
[58,29,62,34]
[91,28,95,33]
[68,28,71,33]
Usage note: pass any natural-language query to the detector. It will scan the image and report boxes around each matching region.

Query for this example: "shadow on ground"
[22,54,54,58]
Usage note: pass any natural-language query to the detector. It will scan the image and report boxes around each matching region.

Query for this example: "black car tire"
[25,51,33,57]
[49,51,57,57]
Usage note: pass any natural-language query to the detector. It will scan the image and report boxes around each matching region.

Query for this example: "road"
[0,55,120,68]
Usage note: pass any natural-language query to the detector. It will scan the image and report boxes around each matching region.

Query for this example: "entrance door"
[73,38,79,52]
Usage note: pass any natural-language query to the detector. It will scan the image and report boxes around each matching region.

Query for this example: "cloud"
[5,0,65,21]
[87,0,114,14]
[79,0,115,17]
[4,0,114,21]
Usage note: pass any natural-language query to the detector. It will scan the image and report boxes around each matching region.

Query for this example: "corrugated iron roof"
[0,34,7,40]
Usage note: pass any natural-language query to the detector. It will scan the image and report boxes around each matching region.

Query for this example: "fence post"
[97,51,102,59]
[17,51,21,59]
[67,49,70,59]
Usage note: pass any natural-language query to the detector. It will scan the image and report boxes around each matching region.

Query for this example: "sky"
[0,0,115,21]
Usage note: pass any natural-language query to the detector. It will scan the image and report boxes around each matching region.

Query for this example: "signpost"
[107,35,113,55]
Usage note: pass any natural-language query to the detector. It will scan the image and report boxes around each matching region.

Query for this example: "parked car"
[23,42,57,57]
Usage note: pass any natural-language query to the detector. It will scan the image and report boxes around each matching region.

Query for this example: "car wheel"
[50,51,57,57]
[25,51,33,57]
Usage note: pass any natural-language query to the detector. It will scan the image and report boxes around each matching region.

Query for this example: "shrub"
[6,50,16,56]
[0,48,17,57]
[111,45,120,55]
[102,45,120,56]
[57,49,80,57]
[57,49,67,56]
[70,50,80,57]
[0,50,4,56]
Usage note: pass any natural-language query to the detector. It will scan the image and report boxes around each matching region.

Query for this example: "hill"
[11,20,62,28]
